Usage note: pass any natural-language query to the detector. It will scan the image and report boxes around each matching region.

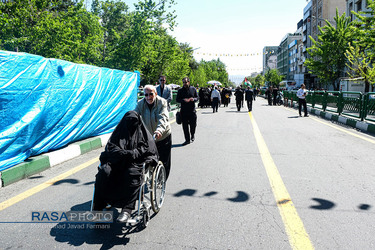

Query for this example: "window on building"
[349,2,353,20]
[357,0,362,11]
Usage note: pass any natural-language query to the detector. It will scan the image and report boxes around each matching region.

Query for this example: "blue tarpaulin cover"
[0,50,140,171]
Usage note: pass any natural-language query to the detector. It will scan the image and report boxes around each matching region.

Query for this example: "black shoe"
[191,136,195,142]
[182,141,190,146]
[299,114,302,117]
[116,211,130,223]
[304,114,309,117]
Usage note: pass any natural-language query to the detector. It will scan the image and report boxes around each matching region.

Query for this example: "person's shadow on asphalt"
[50,201,144,249]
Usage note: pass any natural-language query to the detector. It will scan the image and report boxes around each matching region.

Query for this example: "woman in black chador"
[92,111,158,223]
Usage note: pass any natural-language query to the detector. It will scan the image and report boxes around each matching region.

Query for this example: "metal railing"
[283,90,375,122]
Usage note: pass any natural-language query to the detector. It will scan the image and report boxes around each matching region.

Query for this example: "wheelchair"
[90,160,166,228]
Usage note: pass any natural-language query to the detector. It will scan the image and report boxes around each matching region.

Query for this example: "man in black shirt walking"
[245,86,254,112]
[176,77,198,145]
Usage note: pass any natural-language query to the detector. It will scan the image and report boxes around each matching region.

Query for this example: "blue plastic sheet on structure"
[0,50,140,171]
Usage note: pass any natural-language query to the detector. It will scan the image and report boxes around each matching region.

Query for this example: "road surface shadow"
[50,201,151,249]
[288,116,300,118]
[310,198,336,210]
[309,198,372,211]
[52,178,80,185]
[173,188,250,202]
[28,176,44,179]
[82,181,95,186]
[225,110,249,113]
[171,143,187,148]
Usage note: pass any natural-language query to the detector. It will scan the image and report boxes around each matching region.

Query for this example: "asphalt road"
[1,97,375,249]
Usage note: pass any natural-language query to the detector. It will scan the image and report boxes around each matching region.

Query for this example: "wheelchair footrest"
[126,217,141,226]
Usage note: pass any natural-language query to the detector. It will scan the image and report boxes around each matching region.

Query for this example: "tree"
[264,69,284,87]
[345,0,375,91]
[345,43,375,91]
[195,59,228,87]
[95,0,129,67]
[109,0,176,72]
[304,10,357,90]
[190,64,207,87]
[254,74,265,87]
[0,0,103,64]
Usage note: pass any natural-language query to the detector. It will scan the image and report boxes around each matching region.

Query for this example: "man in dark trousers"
[297,84,308,117]
[272,86,278,106]
[234,86,244,111]
[266,86,273,105]
[245,86,254,112]
[176,77,198,145]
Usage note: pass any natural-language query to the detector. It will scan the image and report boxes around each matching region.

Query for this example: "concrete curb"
[1,111,179,187]
[288,104,375,134]
[0,136,110,187]
[308,107,375,133]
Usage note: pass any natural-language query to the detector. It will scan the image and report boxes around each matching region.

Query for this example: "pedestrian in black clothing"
[253,88,257,101]
[176,77,198,145]
[245,86,254,112]
[240,85,245,107]
[93,111,159,223]
[272,86,278,106]
[234,86,244,111]
[266,86,272,105]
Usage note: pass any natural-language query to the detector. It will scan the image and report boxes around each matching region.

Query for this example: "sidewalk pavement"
[0,109,179,188]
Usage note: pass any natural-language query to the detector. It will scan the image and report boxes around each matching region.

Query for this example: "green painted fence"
[283,90,375,122]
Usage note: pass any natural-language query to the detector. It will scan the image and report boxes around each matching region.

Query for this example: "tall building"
[310,0,347,42]
[262,46,278,74]
[277,31,302,81]
[302,1,313,88]
[290,20,304,85]
[302,0,346,88]
[346,0,371,20]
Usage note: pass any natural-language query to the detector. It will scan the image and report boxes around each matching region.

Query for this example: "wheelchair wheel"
[150,161,166,213]
[141,207,150,228]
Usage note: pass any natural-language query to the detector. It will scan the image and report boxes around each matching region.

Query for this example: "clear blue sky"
[87,0,310,83]
[169,0,309,83]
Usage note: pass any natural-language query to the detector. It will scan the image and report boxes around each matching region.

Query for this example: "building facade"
[302,1,313,88]
[262,46,278,74]
[346,0,371,20]
[310,0,347,42]
[301,0,346,88]
[277,32,302,81]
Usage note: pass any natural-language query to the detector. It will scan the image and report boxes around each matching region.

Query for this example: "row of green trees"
[242,69,283,89]
[241,74,265,88]
[305,1,375,91]
[0,0,231,87]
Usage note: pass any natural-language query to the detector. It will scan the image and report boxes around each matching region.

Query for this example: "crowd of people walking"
[93,76,307,223]
[265,86,283,106]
